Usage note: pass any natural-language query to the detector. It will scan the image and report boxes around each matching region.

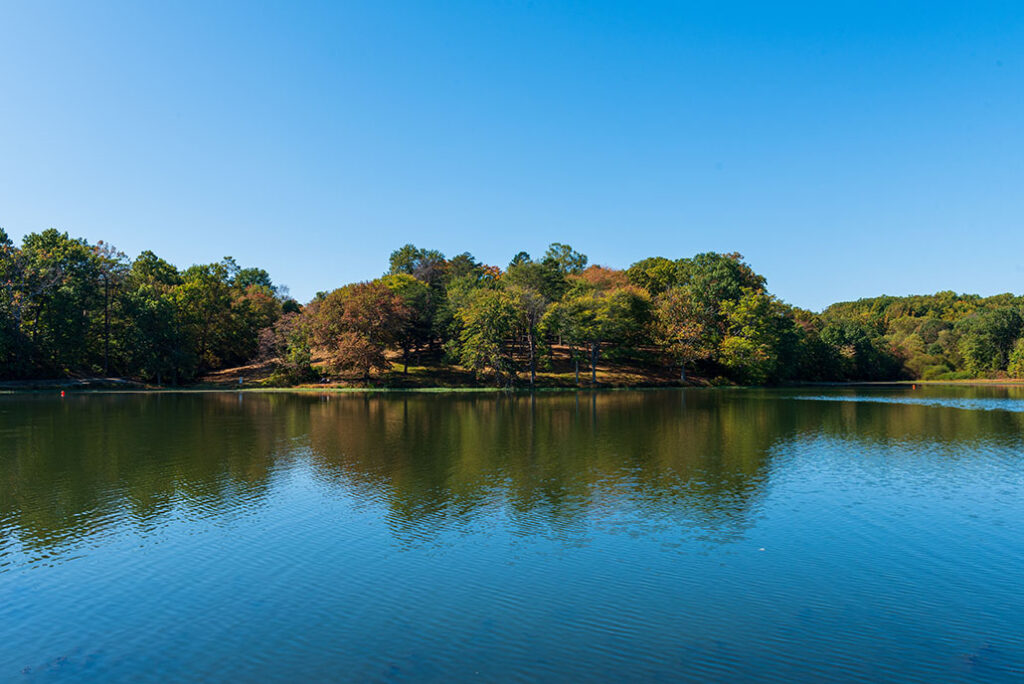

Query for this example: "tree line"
[4,227,1024,385]
[0,228,291,383]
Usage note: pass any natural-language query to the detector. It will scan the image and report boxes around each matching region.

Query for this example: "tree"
[655,288,712,381]
[445,252,485,282]
[312,281,410,380]
[543,243,588,275]
[0,228,30,377]
[676,252,766,319]
[258,311,316,384]
[122,284,186,384]
[233,267,274,290]
[175,262,235,373]
[382,273,433,372]
[504,256,568,302]
[626,256,677,296]
[508,251,532,268]
[452,288,518,385]
[1008,338,1024,378]
[573,265,628,291]
[388,244,447,287]
[92,241,130,375]
[956,308,1023,375]
[121,251,185,383]
[19,229,102,374]
[434,268,500,356]
[718,288,800,384]
[543,286,651,384]
[820,320,901,381]
[506,284,548,386]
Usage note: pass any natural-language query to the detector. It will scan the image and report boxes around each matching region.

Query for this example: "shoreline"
[4,378,1024,395]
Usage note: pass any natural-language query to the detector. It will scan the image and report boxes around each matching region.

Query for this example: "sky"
[1,1,1022,311]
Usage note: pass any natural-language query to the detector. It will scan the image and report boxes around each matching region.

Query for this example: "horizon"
[2,1,1022,311]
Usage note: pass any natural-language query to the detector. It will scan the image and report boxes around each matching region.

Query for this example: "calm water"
[1,387,1022,682]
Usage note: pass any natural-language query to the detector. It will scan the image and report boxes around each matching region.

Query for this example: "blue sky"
[1,1,1022,310]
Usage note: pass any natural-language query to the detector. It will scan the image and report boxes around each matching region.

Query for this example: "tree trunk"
[575,358,579,385]
[590,342,598,384]
[528,331,536,387]
[31,305,42,345]
[103,276,110,375]
[680,365,686,382]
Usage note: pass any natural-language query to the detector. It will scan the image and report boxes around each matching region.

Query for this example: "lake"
[1,387,1022,682]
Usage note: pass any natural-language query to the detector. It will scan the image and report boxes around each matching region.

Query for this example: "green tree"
[0,228,30,377]
[506,284,548,386]
[388,244,447,287]
[382,273,433,372]
[718,288,799,384]
[543,286,651,384]
[1007,338,1024,378]
[676,252,765,322]
[445,252,485,283]
[504,255,568,302]
[19,229,102,374]
[92,241,130,375]
[543,243,588,276]
[626,256,678,296]
[955,308,1023,375]
[820,320,901,380]
[452,288,518,385]
[175,262,235,373]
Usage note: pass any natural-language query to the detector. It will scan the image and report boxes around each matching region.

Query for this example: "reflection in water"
[2,391,793,553]
[1,388,1023,682]
[304,391,788,546]
[4,388,1024,555]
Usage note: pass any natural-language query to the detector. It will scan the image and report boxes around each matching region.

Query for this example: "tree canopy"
[3,231,1023,385]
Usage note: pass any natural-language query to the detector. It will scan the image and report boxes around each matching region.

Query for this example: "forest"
[3,227,1024,386]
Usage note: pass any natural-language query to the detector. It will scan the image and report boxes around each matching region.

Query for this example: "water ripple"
[794,393,1024,413]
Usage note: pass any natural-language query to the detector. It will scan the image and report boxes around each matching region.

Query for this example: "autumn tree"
[258,311,316,384]
[655,288,712,381]
[312,280,411,380]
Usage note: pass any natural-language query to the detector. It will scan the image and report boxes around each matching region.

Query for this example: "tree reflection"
[3,387,1022,555]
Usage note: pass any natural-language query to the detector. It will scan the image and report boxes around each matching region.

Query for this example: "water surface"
[1,387,1022,682]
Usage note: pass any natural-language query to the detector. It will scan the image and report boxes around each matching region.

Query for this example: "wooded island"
[3,228,1023,387]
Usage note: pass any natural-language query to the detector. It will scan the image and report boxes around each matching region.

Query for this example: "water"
[1,387,1022,682]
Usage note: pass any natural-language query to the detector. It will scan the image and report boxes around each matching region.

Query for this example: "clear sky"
[1,1,1022,310]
